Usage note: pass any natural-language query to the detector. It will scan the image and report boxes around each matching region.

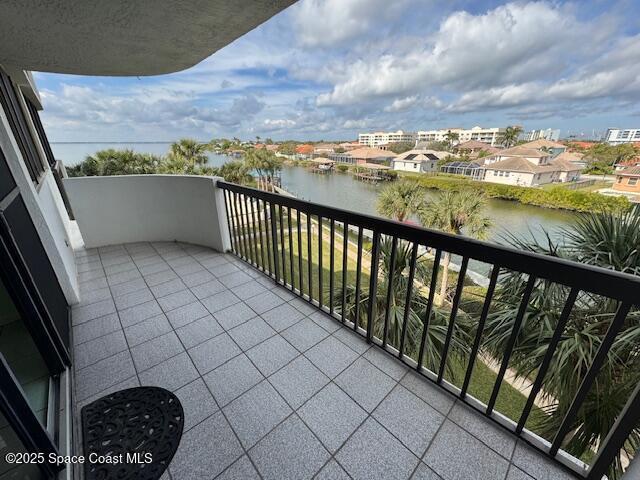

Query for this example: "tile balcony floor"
[71,241,576,480]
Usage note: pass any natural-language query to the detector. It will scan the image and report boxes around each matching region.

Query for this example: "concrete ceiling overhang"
[0,0,297,76]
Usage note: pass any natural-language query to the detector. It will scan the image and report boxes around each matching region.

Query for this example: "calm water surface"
[53,142,575,247]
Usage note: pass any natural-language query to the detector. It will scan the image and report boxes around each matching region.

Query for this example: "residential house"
[520,139,567,158]
[295,144,314,159]
[453,140,500,159]
[312,143,339,155]
[614,158,640,171]
[392,149,451,173]
[483,146,558,186]
[613,167,640,199]
[330,146,395,165]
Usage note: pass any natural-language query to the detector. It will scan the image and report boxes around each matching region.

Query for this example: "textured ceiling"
[0,0,296,76]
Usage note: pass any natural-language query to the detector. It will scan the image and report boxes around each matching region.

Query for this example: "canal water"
[52,142,575,248]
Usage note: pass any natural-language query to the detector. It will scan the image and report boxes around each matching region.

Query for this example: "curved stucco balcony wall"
[63,175,231,251]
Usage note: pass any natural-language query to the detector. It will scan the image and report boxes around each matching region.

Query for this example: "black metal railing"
[218,180,640,480]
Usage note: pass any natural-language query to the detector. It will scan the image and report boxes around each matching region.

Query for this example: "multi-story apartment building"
[604,128,640,145]
[358,130,417,147]
[416,126,506,146]
[521,128,560,142]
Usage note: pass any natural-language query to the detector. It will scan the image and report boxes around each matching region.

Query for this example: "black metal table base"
[81,386,184,480]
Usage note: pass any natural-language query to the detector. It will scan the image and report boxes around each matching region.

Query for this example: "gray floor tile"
[138,352,199,392]
[217,455,260,480]
[224,380,292,448]
[269,356,329,409]
[165,301,209,329]
[72,313,121,345]
[189,333,241,374]
[72,298,116,325]
[246,335,299,376]
[180,269,215,288]
[150,278,188,299]
[506,466,535,480]
[511,442,576,480]
[157,289,197,312]
[214,302,257,330]
[138,261,170,276]
[209,262,241,277]
[77,259,103,273]
[107,268,141,286]
[261,303,305,332]
[79,276,108,293]
[373,385,445,456]
[412,463,443,480]
[109,277,148,298]
[77,287,111,307]
[218,270,253,288]
[144,269,179,287]
[79,269,106,283]
[113,288,154,311]
[203,354,264,407]
[75,351,136,401]
[337,417,419,480]
[249,415,329,480]
[423,420,509,480]
[103,261,137,276]
[281,317,329,352]
[169,412,243,479]
[243,290,285,315]
[271,286,297,301]
[174,261,206,276]
[315,460,351,480]
[228,317,275,350]
[73,330,128,370]
[448,402,516,458]
[230,280,269,300]
[118,300,163,328]
[201,290,241,314]
[298,383,367,453]
[130,331,184,372]
[175,315,223,349]
[166,255,194,268]
[364,346,408,380]
[289,298,317,316]
[190,278,227,300]
[332,327,370,354]
[401,371,455,415]
[175,378,219,431]
[335,357,397,412]
[308,310,341,333]
[123,314,172,347]
[76,375,140,410]
[305,336,359,379]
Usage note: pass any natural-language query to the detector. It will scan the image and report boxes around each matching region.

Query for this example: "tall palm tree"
[219,160,251,185]
[376,181,425,222]
[419,190,492,305]
[244,149,283,192]
[170,138,210,167]
[444,130,460,150]
[499,126,523,148]
[483,207,640,479]
[334,237,471,373]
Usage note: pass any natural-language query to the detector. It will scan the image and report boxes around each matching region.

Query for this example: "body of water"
[52,142,575,248]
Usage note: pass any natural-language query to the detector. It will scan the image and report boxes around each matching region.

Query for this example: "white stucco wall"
[64,175,231,252]
[484,170,536,186]
[0,101,79,304]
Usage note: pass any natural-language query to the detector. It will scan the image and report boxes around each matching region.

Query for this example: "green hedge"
[399,173,630,213]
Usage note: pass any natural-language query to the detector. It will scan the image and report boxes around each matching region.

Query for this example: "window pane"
[0,277,50,425]
[0,409,45,479]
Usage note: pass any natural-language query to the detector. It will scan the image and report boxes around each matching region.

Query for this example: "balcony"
[65,175,640,480]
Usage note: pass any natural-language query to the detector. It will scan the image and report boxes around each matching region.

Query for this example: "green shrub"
[336,164,349,173]
[399,173,630,213]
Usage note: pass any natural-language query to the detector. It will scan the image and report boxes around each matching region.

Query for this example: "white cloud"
[316,1,605,106]
[292,0,409,47]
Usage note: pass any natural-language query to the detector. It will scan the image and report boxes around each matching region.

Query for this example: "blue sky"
[35,0,640,142]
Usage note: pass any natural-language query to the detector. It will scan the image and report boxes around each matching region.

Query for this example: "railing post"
[269,202,280,282]
[366,231,380,343]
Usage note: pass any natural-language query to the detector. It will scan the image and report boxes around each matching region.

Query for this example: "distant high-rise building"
[604,128,640,145]
[521,129,560,142]
[358,130,417,147]
[416,126,506,146]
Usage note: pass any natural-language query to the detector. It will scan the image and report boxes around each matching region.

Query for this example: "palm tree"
[376,181,425,222]
[68,149,159,176]
[419,190,492,305]
[499,126,523,148]
[170,138,210,167]
[334,237,471,373]
[244,149,282,192]
[444,130,460,150]
[483,206,640,479]
[219,160,251,185]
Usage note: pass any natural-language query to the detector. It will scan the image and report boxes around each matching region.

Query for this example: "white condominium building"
[604,128,640,145]
[521,129,560,142]
[416,126,506,146]
[358,130,417,147]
